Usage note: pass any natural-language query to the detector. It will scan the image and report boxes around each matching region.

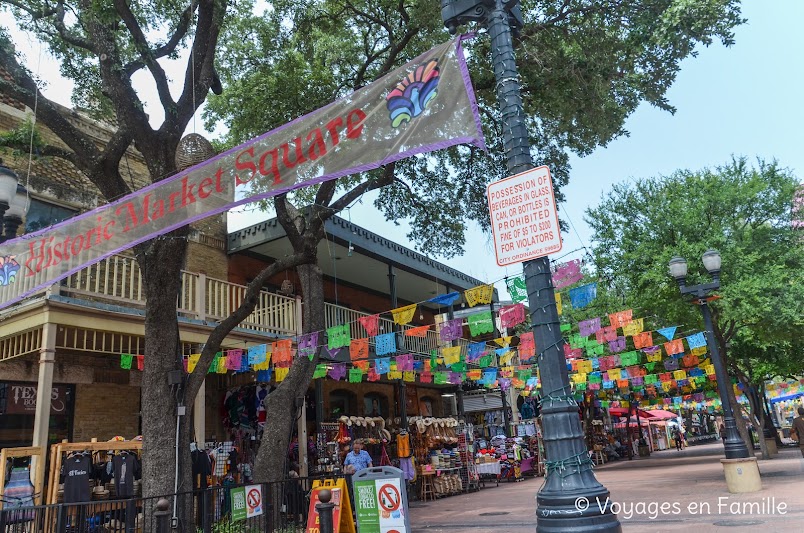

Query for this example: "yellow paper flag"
[275,366,289,382]
[391,304,417,325]
[216,356,227,374]
[441,346,462,365]
[388,370,403,380]
[622,318,644,337]
[464,284,494,307]
[556,293,562,315]
[494,336,513,347]
[403,371,416,382]
[691,346,707,356]
[188,354,201,373]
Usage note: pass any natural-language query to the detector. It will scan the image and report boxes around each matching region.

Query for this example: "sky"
[6,1,804,298]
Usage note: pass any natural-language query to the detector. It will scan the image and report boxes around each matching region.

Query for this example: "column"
[32,322,57,449]
[193,379,206,444]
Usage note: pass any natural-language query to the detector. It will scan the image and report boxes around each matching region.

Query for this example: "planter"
[638,445,651,457]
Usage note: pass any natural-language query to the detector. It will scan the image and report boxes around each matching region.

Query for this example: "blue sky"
[8,1,803,297]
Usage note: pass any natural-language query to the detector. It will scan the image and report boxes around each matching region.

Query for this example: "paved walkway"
[409,443,804,532]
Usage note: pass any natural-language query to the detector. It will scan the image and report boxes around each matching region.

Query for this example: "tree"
[0,1,314,514]
[204,0,744,478]
[586,158,804,456]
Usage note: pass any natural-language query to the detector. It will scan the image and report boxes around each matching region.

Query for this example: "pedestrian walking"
[791,406,804,458]
[673,427,683,451]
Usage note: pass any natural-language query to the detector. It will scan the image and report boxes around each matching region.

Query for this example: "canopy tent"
[646,410,678,420]
[613,417,650,428]
[608,407,653,419]
[769,391,804,403]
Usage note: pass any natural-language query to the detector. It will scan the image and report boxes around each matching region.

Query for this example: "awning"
[770,391,804,403]
[646,409,678,420]
[608,407,652,419]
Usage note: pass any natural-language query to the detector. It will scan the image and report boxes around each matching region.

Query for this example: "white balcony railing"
[47,254,460,355]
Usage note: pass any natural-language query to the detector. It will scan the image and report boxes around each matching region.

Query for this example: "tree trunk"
[138,233,194,528]
[745,382,770,459]
[253,263,324,485]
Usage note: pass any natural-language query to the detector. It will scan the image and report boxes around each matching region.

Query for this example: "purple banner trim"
[457,33,487,153]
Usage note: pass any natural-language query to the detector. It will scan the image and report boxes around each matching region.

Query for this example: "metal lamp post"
[441,2,620,531]
[668,251,750,459]
[0,161,30,243]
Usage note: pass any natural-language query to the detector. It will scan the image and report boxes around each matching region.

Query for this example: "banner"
[0,37,484,310]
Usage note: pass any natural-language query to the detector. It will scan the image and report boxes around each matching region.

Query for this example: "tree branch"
[123,1,197,77]
[114,0,175,110]
[323,163,397,217]
[175,0,224,129]
[275,195,305,251]
[0,47,101,167]
[184,251,309,399]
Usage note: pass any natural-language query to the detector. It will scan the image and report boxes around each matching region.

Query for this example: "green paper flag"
[468,311,494,336]
[349,368,364,383]
[451,362,468,373]
[506,275,528,303]
[313,364,328,379]
[560,324,571,333]
[120,354,133,370]
[477,355,493,368]
[327,324,351,349]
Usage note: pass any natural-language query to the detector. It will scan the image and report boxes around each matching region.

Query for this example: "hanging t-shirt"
[191,449,212,489]
[62,454,92,503]
[111,454,141,497]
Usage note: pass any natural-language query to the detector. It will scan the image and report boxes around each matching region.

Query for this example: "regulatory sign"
[487,166,562,266]
[378,483,401,512]
[246,485,263,518]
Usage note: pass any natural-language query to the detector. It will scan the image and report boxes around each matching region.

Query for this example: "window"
[24,198,76,233]
[329,389,357,420]
[363,393,388,418]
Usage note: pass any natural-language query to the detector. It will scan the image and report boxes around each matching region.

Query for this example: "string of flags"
[116,258,737,410]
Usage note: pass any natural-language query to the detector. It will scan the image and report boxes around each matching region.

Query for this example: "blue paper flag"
[686,332,706,349]
[569,283,597,309]
[256,369,272,382]
[467,342,486,362]
[248,344,267,365]
[375,333,397,355]
[375,357,391,375]
[427,292,461,306]
[656,327,677,341]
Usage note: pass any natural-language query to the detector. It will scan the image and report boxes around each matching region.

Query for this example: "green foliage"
[0,117,44,154]
[586,157,804,380]
[204,0,744,258]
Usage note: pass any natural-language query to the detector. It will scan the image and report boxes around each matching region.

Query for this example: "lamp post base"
[721,457,761,493]
[536,487,622,532]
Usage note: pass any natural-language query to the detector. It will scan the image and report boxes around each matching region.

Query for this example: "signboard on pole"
[352,467,410,533]
[487,166,562,266]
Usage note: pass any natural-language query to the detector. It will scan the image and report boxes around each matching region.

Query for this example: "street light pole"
[442,2,620,530]
[696,296,750,459]
[668,253,750,459]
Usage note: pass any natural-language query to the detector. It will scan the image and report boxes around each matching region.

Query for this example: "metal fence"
[0,476,337,533]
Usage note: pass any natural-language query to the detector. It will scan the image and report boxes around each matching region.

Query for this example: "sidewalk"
[409,443,804,532]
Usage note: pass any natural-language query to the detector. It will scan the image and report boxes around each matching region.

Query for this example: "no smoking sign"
[487,166,562,266]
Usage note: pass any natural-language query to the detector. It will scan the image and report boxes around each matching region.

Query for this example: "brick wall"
[72,383,141,442]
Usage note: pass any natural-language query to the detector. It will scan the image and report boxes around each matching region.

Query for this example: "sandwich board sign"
[352,466,410,533]
[308,478,355,533]
[487,166,562,266]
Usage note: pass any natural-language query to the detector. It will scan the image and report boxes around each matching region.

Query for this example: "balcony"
[27,255,458,356]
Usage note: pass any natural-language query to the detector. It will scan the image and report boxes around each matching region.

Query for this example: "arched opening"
[362,392,389,418]
[329,389,357,420]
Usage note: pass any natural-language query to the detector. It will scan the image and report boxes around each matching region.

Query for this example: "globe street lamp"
[667,251,749,459]
[0,161,30,243]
